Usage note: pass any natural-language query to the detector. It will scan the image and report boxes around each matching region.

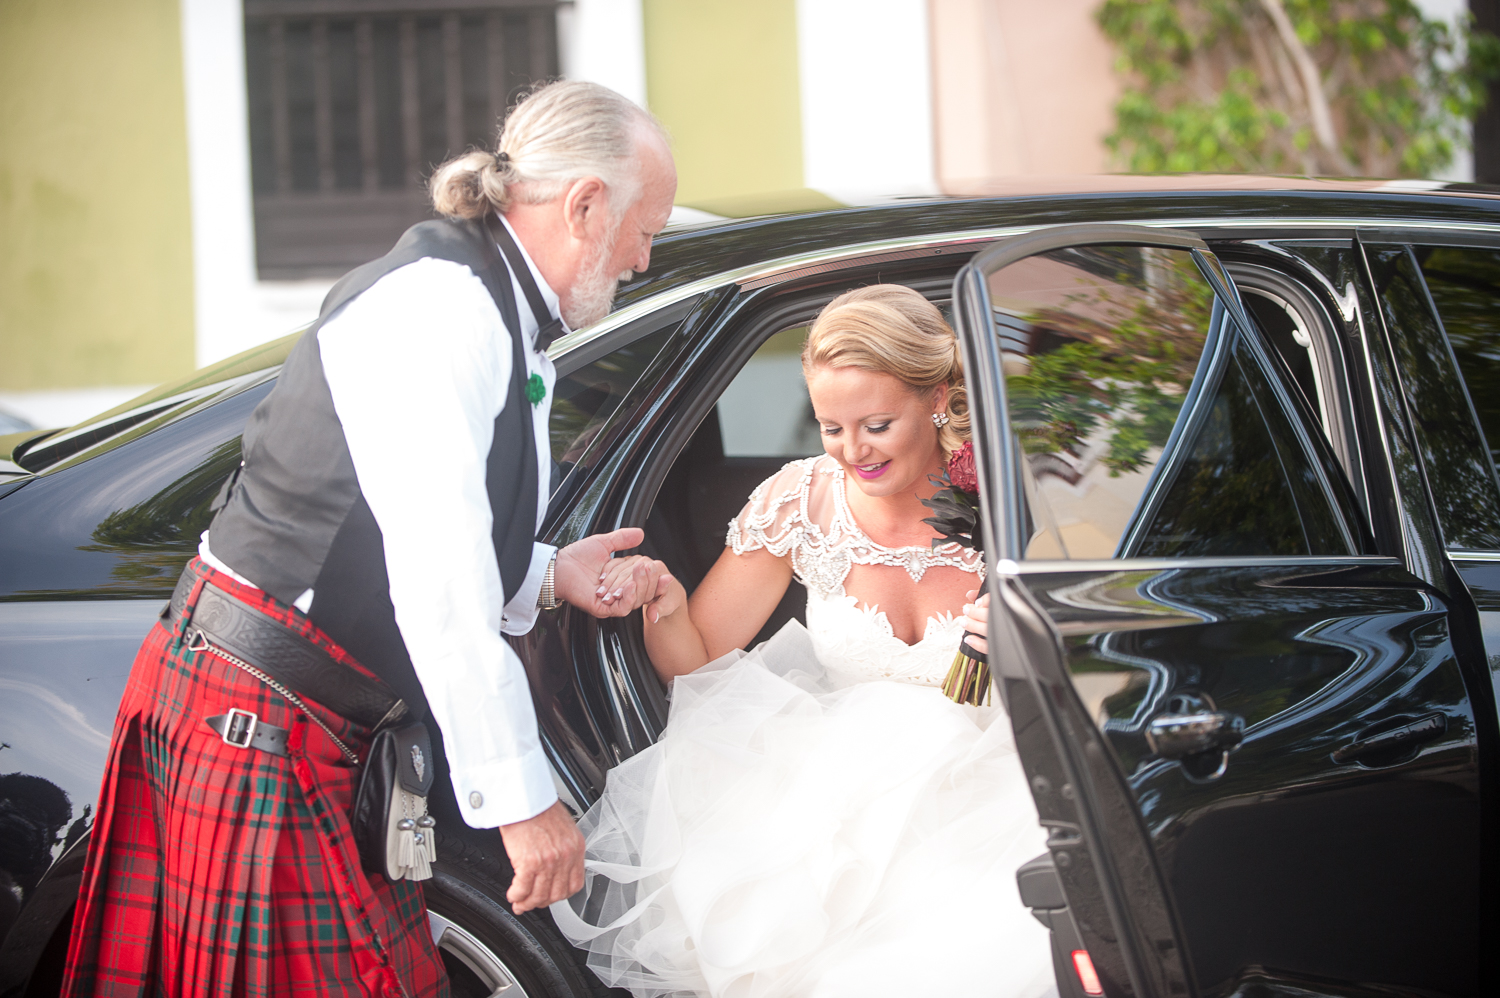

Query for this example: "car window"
[716,326,821,458]
[551,329,674,465]
[994,245,1215,559]
[1126,338,1352,557]
[1376,246,1500,550]
[549,298,698,470]
[1418,246,1500,471]
[991,244,1348,560]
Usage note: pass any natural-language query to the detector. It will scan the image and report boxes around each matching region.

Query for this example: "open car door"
[955,225,1481,998]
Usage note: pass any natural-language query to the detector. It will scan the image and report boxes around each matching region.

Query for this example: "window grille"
[245,0,561,278]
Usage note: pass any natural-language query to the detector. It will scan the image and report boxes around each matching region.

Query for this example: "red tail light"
[1071,949,1104,996]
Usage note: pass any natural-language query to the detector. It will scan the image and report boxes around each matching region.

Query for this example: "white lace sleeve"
[726,457,824,558]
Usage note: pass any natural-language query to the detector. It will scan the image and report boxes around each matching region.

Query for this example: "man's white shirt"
[202,213,562,828]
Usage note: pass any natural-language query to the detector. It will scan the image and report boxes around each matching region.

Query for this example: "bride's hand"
[960,589,989,657]
[597,555,677,620]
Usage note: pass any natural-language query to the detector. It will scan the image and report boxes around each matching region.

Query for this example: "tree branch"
[1259,0,1356,173]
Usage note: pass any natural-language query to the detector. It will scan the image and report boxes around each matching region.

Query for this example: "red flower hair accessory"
[946,441,978,495]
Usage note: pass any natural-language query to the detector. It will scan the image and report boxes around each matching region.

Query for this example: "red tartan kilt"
[62,560,450,998]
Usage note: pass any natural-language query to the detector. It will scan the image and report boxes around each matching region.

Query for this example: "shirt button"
[469,791,484,809]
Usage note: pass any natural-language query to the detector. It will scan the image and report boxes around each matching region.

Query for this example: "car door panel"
[1452,560,1500,718]
[515,287,739,798]
[1017,561,1476,994]
[958,223,1482,998]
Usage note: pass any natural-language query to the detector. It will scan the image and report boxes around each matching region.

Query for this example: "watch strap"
[538,552,561,610]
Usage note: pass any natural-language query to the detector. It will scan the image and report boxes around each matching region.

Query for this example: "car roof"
[19,177,1500,473]
[623,178,1500,309]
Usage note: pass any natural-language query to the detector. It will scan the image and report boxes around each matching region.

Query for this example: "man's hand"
[960,589,990,657]
[498,800,586,915]
[555,528,671,617]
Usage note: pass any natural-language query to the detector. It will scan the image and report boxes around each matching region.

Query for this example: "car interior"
[544,249,1360,731]
[636,272,965,657]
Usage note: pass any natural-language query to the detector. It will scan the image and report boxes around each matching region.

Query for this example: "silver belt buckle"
[222,707,259,749]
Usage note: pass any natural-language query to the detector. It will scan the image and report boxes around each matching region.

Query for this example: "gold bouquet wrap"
[942,646,991,706]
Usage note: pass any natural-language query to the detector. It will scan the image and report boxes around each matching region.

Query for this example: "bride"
[552,285,1053,998]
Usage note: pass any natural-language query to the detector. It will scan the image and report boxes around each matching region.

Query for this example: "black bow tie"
[534,317,565,352]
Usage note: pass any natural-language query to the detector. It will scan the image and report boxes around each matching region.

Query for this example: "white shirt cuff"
[500,542,556,635]
[450,745,559,828]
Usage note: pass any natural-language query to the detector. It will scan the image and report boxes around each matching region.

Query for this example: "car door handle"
[1332,712,1448,765]
[1146,711,1245,759]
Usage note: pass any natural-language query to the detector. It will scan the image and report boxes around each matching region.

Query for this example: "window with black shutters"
[244,0,561,279]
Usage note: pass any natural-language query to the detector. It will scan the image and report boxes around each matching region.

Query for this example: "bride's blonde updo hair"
[429,80,666,220]
[802,284,971,460]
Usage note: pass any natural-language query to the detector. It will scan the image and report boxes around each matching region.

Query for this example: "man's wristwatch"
[537,551,562,610]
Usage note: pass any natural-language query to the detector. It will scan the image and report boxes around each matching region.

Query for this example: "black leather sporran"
[352,721,438,881]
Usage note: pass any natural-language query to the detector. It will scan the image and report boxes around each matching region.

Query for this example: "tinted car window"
[716,326,821,458]
[1129,339,1352,557]
[992,245,1217,559]
[548,298,700,471]
[1371,246,1500,550]
[551,327,675,465]
[1414,246,1500,530]
[994,245,1350,560]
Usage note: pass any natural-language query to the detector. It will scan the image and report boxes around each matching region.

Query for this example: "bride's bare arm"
[642,546,793,682]
[595,547,793,681]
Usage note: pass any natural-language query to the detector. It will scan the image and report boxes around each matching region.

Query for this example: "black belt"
[166,563,409,732]
[206,710,289,756]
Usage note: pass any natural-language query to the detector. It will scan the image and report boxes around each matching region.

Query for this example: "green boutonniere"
[526,373,546,407]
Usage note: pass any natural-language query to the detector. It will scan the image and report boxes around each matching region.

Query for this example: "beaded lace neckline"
[727,456,983,600]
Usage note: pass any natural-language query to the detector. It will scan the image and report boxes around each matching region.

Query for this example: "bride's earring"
[931,412,950,428]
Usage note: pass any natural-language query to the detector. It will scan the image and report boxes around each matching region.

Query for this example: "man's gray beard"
[561,222,626,329]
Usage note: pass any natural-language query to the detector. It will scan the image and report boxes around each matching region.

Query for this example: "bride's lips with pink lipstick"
[854,460,890,480]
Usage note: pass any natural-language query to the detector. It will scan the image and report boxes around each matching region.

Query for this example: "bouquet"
[920,441,991,706]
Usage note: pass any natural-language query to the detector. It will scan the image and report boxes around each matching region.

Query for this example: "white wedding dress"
[552,457,1055,998]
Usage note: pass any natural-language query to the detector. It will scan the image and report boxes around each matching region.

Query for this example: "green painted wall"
[642,0,837,217]
[0,0,195,391]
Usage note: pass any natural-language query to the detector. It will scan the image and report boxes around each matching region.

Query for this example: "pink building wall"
[930,0,1121,192]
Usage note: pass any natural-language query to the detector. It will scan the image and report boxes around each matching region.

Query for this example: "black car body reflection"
[2,179,1498,998]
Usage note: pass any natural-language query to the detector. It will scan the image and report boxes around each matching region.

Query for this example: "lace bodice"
[726,456,983,687]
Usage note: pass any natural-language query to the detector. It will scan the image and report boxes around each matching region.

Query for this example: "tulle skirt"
[551,622,1055,998]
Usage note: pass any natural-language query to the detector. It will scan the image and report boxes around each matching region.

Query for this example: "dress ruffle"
[552,623,1054,998]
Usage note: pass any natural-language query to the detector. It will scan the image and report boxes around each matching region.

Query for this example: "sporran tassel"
[412,815,437,881]
[397,816,417,875]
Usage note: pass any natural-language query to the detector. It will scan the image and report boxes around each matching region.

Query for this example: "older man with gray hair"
[63,81,676,997]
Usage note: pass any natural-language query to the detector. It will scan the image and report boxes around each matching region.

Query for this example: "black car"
[1,178,1497,998]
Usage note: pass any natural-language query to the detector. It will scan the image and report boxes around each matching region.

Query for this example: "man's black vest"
[209,216,542,720]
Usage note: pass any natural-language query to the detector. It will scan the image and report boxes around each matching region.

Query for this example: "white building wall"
[558,0,648,109]
[1416,0,1475,181]
[180,0,332,370]
[795,0,937,203]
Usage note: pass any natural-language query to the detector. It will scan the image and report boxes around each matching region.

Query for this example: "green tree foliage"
[1097,0,1500,176]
